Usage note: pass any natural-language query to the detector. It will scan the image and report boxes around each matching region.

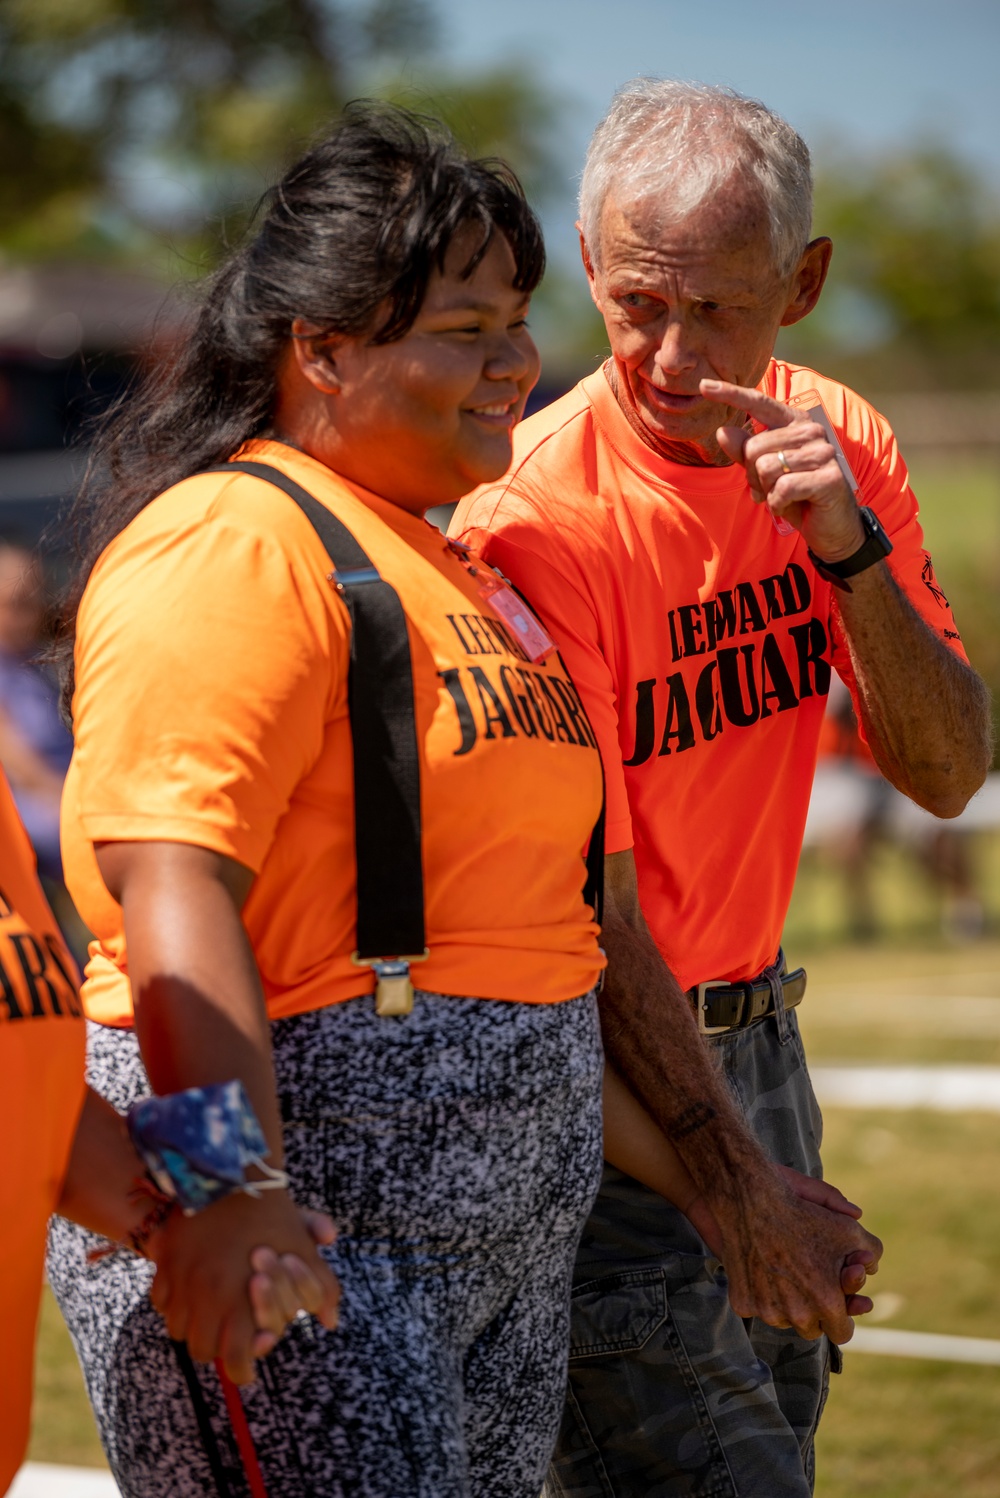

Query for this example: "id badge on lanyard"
[446,540,556,665]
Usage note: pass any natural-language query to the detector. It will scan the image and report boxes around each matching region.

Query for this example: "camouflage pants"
[548,1005,840,1498]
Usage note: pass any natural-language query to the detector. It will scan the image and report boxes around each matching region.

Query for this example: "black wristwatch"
[807,506,893,592]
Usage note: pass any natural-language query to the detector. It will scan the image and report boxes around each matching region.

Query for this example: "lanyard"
[445,538,556,666]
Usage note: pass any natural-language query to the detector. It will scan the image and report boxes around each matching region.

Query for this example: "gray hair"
[579,79,813,275]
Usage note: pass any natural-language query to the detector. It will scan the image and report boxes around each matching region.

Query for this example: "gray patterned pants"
[548,1007,837,1498]
[48,990,605,1498]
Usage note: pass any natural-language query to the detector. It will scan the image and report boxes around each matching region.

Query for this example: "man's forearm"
[598,899,773,1214]
[598,849,882,1340]
[838,562,992,817]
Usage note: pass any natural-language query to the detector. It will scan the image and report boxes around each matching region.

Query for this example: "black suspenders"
[211,460,425,1013]
[209,459,605,1008]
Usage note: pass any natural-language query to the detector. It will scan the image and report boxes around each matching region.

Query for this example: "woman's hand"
[145,1203,339,1370]
[247,1208,340,1360]
[149,1190,341,1385]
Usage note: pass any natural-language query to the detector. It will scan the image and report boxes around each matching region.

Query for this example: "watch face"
[808,507,893,583]
[861,507,891,547]
[843,508,893,573]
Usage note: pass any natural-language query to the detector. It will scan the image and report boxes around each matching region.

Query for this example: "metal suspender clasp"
[330,566,381,590]
[352,951,429,1016]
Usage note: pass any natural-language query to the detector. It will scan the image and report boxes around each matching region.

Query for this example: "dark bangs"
[369,149,546,344]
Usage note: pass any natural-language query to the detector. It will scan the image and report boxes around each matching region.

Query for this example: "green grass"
[815,1108,1000,1498]
[786,835,1000,955]
[819,1109,1000,1341]
[28,1290,105,1468]
[817,1359,1000,1498]
[796,937,1000,1065]
[905,456,1000,575]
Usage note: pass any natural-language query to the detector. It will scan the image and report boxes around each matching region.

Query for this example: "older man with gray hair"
[451,80,991,1496]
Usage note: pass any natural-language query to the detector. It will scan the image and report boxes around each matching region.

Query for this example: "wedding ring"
[777,450,792,474]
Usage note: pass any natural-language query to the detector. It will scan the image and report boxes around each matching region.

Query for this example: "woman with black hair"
[47,104,606,1498]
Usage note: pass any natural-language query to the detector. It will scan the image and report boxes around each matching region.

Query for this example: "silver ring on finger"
[777,449,792,475]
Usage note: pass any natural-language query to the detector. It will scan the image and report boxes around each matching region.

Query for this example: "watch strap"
[808,506,892,592]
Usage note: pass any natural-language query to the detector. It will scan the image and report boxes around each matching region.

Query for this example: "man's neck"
[603,361,737,469]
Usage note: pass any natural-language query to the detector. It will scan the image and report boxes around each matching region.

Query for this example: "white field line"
[9,1465,119,1496]
[810,1063,1000,1111]
[850,1327,1000,1365]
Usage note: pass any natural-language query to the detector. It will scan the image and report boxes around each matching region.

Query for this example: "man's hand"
[775,1164,877,1318]
[715,1172,882,1344]
[149,1189,341,1385]
[599,849,884,1347]
[686,1166,878,1328]
[700,378,865,563]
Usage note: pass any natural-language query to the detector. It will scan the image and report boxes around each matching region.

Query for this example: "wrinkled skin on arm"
[599,849,880,1343]
[602,1063,866,1264]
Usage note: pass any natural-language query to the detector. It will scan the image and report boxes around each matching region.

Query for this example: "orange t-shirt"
[0,771,83,1494]
[451,362,967,991]
[62,440,605,1027]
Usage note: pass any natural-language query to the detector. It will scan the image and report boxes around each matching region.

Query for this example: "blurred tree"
[779,145,1000,390]
[0,0,561,270]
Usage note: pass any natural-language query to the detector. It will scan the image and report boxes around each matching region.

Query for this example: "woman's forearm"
[603,1063,701,1211]
[89,840,340,1383]
[603,1065,724,1254]
[93,840,284,1162]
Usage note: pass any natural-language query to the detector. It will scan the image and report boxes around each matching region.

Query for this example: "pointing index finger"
[700,378,799,430]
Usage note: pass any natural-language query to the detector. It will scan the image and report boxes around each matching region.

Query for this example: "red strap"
[215,1359,269,1498]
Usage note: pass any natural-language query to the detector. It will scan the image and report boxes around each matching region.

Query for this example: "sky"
[418,0,1000,265]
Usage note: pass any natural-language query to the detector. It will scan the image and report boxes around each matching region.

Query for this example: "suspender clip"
[331,566,381,590]
[352,951,429,1016]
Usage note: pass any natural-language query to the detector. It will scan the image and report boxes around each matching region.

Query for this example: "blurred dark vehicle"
[0,262,186,962]
[0,263,187,558]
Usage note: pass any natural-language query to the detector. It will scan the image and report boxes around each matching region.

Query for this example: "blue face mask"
[128,1079,288,1215]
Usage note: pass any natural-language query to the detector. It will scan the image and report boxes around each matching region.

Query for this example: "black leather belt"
[686,960,807,1036]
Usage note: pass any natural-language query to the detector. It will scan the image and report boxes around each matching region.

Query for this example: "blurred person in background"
[813,673,986,941]
[0,535,72,883]
[453,78,991,1498]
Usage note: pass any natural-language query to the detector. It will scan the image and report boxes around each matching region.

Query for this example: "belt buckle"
[696,979,733,1036]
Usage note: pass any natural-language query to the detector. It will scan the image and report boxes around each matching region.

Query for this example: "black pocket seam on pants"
[568,1266,668,1359]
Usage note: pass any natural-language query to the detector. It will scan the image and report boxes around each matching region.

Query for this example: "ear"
[780,238,833,328]
[289,317,345,394]
[577,226,603,312]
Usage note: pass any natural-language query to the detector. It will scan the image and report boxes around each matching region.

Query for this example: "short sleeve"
[453,509,634,854]
[71,514,344,872]
[828,404,969,701]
